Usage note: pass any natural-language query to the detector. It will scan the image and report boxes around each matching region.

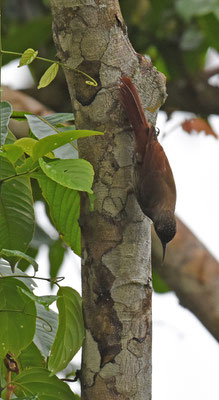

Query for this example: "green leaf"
[0,153,16,180]
[0,101,12,145]
[11,110,32,121]
[0,249,38,273]
[15,157,38,174]
[11,137,54,160]
[2,143,24,164]
[18,287,58,311]
[6,367,76,400]
[5,129,17,145]
[25,113,77,160]
[26,113,74,159]
[38,158,94,193]
[43,113,74,125]
[35,172,81,255]
[25,114,59,138]
[25,113,103,159]
[32,131,77,160]
[18,342,45,369]
[0,260,37,291]
[0,172,35,270]
[32,129,103,161]
[88,192,95,212]
[13,138,38,156]
[49,239,66,287]
[38,63,59,89]
[0,278,36,357]
[17,247,39,272]
[175,0,219,20]
[19,48,38,67]
[34,304,58,358]
[48,287,85,374]
[199,13,219,50]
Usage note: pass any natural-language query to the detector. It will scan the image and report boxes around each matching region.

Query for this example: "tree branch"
[152,217,219,341]
[164,75,219,116]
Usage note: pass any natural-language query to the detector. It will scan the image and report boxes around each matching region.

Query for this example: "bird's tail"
[120,76,151,155]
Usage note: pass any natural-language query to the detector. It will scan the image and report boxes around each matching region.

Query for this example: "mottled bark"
[50,1,166,399]
[152,217,219,341]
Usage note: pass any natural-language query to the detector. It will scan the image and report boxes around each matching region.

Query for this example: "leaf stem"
[0,49,53,64]
[5,371,12,400]
[0,274,64,286]
[0,49,98,87]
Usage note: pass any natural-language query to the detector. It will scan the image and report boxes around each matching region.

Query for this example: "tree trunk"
[50,1,166,399]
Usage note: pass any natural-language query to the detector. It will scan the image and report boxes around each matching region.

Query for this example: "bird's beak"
[162,242,167,264]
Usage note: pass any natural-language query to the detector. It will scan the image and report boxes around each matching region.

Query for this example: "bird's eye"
[155,127,160,137]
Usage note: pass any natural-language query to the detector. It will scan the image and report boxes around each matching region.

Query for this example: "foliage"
[119,0,219,79]
[0,99,103,397]
[2,1,217,396]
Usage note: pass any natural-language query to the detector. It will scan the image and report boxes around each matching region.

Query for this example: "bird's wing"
[120,76,149,157]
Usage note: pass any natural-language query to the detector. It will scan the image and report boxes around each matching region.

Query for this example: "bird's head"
[154,210,176,261]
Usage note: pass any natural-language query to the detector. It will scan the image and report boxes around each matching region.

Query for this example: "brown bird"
[120,76,176,260]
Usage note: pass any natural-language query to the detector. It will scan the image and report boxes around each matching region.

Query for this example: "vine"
[0,48,98,88]
[0,6,101,400]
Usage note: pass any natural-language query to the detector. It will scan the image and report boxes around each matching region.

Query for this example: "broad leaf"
[18,287,58,311]
[4,129,17,145]
[49,239,66,287]
[32,131,78,160]
[15,157,38,174]
[35,172,81,255]
[0,249,38,273]
[17,247,39,272]
[38,63,59,89]
[0,101,12,145]
[39,158,94,193]
[34,304,58,358]
[11,138,38,156]
[0,260,37,291]
[0,278,36,357]
[0,167,35,269]
[25,114,103,159]
[12,137,54,160]
[48,287,85,374]
[19,48,38,67]
[176,0,219,20]
[18,342,45,369]
[11,110,32,121]
[2,143,24,164]
[0,153,16,180]
[25,114,59,138]
[43,113,74,125]
[5,367,76,400]
[32,129,103,160]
